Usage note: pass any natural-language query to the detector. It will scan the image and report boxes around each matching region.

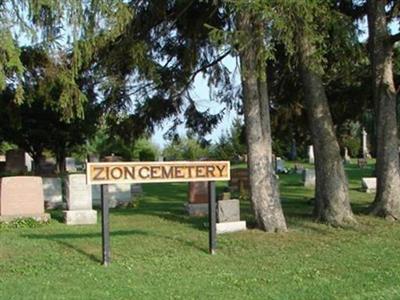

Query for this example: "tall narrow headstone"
[362,128,371,159]
[64,174,96,225]
[308,145,315,164]
[344,147,351,164]
[0,176,50,222]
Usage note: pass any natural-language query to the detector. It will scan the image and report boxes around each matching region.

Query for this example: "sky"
[151,55,241,149]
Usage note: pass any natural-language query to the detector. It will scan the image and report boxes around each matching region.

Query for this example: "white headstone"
[344,147,351,164]
[303,169,316,188]
[361,177,376,193]
[362,128,371,159]
[276,157,286,173]
[65,157,77,172]
[42,177,63,209]
[308,145,315,164]
[64,174,96,225]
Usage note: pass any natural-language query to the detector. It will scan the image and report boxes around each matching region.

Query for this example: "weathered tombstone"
[103,184,132,208]
[88,154,100,162]
[362,128,371,159]
[308,145,315,164]
[131,184,143,195]
[276,157,287,173]
[229,168,249,193]
[185,182,209,216]
[64,174,96,225]
[0,155,5,162]
[361,177,377,193]
[0,176,50,222]
[5,149,27,173]
[303,169,316,187]
[37,157,57,175]
[217,199,240,222]
[344,147,351,164]
[42,177,63,209]
[294,163,305,174]
[65,157,77,173]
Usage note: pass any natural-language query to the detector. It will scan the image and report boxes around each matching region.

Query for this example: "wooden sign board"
[86,161,230,185]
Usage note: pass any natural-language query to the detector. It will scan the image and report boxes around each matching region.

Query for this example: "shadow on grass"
[23,228,209,260]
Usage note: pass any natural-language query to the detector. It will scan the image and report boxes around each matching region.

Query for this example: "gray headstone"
[65,157,77,172]
[217,199,240,223]
[303,169,316,188]
[43,177,63,209]
[64,174,96,225]
[361,177,376,193]
[65,174,92,210]
[276,157,286,173]
[104,183,132,208]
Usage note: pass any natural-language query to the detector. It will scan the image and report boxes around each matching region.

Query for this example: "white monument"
[308,145,315,164]
[362,128,371,159]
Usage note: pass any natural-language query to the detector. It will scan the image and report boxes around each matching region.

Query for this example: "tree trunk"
[237,12,287,232]
[297,32,356,226]
[367,0,400,220]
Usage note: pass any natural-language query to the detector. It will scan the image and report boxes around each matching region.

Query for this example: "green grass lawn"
[2,160,400,299]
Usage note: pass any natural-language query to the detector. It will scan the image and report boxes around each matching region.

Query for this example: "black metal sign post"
[208,181,217,255]
[100,184,111,266]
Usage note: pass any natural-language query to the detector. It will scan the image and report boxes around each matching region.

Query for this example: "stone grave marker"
[303,169,316,188]
[104,183,132,208]
[308,145,315,164]
[37,157,57,175]
[0,176,50,222]
[64,174,96,225]
[216,198,246,234]
[185,181,209,216]
[276,157,287,173]
[361,177,377,193]
[5,149,28,173]
[229,168,249,193]
[65,157,77,173]
[42,177,63,209]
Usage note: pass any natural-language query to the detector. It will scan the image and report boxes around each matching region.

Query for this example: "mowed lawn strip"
[2,160,400,299]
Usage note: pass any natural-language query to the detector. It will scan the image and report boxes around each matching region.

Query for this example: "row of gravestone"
[186,181,246,234]
[0,174,143,225]
[229,167,376,193]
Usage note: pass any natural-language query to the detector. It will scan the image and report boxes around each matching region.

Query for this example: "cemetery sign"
[87,161,230,185]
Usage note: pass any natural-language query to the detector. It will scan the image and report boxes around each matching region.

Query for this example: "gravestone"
[229,168,249,193]
[276,157,287,173]
[294,164,305,174]
[344,147,351,164]
[361,177,377,193]
[131,184,143,195]
[5,149,28,173]
[104,184,132,208]
[64,174,96,225]
[216,199,246,234]
[37,158,57,175]
[217,199,240,222]
[65,157,77,172]
[362,128,371,159]
[303,169,316,188]
[0,176,50,222]
[42,177,63,209]
[88,154,100,162]
[308,145,315,164]
[185,182,209,216]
